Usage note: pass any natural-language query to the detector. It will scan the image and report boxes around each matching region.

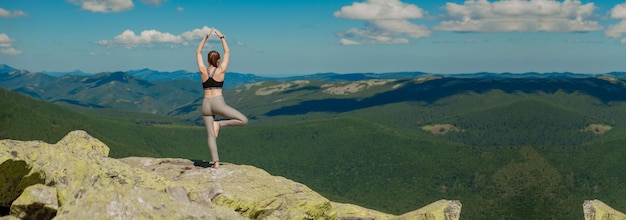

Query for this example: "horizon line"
[1,63,624,77]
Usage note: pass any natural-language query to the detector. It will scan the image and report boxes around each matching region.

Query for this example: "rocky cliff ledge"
[1,130,462,220]
[584,200,626,220]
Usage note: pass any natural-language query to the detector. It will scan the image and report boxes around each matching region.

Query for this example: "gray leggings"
[202,95,248,162]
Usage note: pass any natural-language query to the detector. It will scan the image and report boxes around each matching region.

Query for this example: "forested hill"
[261,76,626,117]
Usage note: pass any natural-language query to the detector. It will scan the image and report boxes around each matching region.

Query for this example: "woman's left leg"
[212,96,248,129]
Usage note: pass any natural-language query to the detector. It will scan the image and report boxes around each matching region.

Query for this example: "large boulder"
[584,200,626,220]
[10,184,58,220]
[118,157,336,219]
[0,130,241,219]
[331,200,462,220]
[1,130,462,220]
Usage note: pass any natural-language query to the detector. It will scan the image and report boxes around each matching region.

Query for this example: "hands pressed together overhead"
[206,28,225,39]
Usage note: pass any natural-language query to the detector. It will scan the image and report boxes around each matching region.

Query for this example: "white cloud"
[67,0,134,13]
[0,33,21,55]
[139,0,168,6]
[339,38,362,45]
[0,33,13,47]
[1,48,22,55]
[434,0,603,32]
[98,26,213,48]
[609,3,626,19]
[176,7,184,12]
[372,19,430,38]
[334,0,425,20]
[605,20,626,38]
[0,8,28,18]
[334,0,430,45]
[180,26,213,41]
[336,26,410,45]
[606,3,626,43]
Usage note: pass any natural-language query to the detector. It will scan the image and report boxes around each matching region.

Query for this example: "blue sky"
[2,0,626,76]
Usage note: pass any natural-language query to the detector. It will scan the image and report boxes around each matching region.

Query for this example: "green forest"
[3,81,626,219]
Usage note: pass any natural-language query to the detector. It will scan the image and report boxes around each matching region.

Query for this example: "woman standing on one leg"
[196,28,248,168]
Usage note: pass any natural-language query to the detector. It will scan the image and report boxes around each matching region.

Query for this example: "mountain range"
[3,63,626,122]
[0,64,626,102]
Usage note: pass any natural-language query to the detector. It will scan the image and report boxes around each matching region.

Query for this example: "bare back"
[203,65,224,98]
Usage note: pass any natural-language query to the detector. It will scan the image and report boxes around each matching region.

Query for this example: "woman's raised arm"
[213,29,230,71]
[196,29,213,72]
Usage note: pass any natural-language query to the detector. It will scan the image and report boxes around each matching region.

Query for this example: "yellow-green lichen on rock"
[584,200,626,220]
[1,130,465,219]
[332,200,461,220]
[211,166,336,219]
[122,157,337,220]
[0,157,45,207]
[0,131,170,202]
[331,202,395,219]
[0,130,241,219]
[10,184,58,220]
[396,199,462,220]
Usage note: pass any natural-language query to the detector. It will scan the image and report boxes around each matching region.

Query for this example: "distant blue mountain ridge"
[2,64,626,85]
[3,63,626,118]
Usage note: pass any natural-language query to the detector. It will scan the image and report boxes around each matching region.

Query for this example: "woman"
[196,28,248,168]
